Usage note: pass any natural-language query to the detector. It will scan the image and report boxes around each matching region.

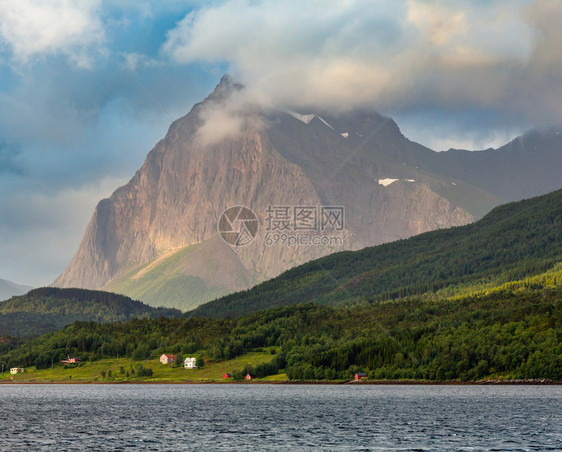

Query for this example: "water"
[0,384,560,451]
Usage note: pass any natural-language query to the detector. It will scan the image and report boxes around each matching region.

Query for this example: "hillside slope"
[0,278,33,301]
[0,288,180,337]
[193,189,562,318]
[3,276,561,381]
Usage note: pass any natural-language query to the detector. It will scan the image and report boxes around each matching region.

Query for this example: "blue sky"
[0,0,560,286]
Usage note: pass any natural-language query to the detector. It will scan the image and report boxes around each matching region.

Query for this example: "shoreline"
[2,379,560,385]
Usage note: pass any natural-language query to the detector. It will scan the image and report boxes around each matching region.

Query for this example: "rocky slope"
[53,76,560,310]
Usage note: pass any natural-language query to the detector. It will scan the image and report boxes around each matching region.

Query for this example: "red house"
[355,372,367,381]
[60,357,81,364]
[223,373,232,379]
[160,354,176,364]
[244,373,254,380]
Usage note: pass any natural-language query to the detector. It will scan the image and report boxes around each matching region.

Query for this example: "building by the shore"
[160,354,176,364]
[184,357,197,369]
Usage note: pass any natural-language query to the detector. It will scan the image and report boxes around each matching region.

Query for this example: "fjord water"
[1,385,560,450]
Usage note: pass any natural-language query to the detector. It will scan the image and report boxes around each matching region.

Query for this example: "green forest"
[2,276,560,381]
[0,288,180,337]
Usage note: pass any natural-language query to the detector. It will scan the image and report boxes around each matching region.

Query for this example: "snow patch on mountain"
[378,178,399,186]
[317,116,333,129]
[287,111,316,124]
[378,178,416,187]
[287,111,334,130]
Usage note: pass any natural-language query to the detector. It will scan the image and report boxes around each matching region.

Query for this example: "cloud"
[196,100,247,147]
[195,81,265,146]
[0,3,219,284]
[0,141,24,175]
[0,176,123,286]
[0,0,105,67]
[162,0,560,129]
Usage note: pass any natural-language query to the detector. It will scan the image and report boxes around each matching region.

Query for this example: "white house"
[160,354,176,364]
[184,357,197,369]
[10,367,24,374]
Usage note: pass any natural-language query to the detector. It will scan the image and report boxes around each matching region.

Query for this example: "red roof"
[164,354,176,359]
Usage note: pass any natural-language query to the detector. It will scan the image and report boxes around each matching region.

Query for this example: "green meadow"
[4,350,279,383]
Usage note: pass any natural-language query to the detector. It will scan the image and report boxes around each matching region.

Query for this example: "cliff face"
[54,76,487,309]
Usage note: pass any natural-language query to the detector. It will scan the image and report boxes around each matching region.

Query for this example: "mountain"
[0,278,33,301]
[426,128,562,202]
[192,189,562,318]
[53,76,561,311]
[0,287,180,337]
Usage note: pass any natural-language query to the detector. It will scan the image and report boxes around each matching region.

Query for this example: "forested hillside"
[193,189,562,319]
[1,272,560,380]
[0,288,181,337]
[2,190,560,381]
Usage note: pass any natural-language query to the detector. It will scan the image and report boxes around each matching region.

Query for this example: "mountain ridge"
[53,76,562,310]
[0,287,180,337]
[0,278,33,301]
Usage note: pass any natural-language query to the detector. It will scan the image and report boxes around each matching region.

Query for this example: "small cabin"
[223,373,232,379]
[10,367,24,375]
[244,373,254,380]
[160,354,176,364]
[355,372,368,381]
[184,357,197,369]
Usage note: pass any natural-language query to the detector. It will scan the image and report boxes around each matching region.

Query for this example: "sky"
[0,0,560,286]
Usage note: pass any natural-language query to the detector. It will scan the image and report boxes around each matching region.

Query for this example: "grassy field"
[103,239,254,311]
[3,350,280,383]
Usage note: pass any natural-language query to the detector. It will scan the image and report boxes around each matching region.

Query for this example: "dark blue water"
[0,384,560,450]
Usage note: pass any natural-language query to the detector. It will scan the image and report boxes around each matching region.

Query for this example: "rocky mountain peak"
[206,74,245,102]
[52,77,562,311]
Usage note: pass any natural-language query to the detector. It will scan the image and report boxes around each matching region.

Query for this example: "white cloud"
[161,0,560,128]
[0,0,104,67]
[195,85,264,147]
[122,52,160,71]
[196,99,247,147]
[406,0,534,64]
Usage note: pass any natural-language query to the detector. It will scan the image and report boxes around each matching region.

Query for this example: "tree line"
[1,285,560,381]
